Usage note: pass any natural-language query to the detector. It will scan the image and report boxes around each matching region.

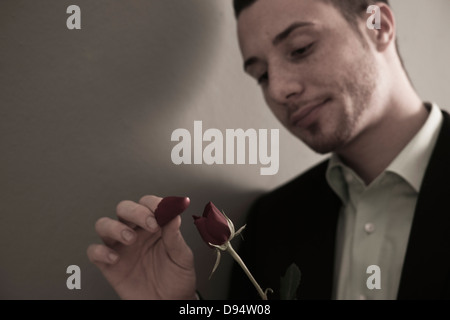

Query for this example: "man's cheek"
[315,104,338,132]
[267,103,286,122]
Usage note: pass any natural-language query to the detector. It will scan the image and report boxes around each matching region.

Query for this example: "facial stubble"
[296,45,379,155]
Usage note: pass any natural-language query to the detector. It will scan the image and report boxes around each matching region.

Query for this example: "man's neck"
[336,92,428,186]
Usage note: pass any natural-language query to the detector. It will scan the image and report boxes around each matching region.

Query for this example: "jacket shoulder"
[255,159,331,211]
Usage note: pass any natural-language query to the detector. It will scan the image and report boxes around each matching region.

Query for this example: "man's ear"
[365,3,396,52]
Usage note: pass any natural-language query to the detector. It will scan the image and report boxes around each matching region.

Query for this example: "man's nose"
[267,64,304,107]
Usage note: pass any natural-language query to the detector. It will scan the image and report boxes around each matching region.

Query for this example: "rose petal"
[204,202,231,240]
[193,216,220,247]
[154,196,190,227]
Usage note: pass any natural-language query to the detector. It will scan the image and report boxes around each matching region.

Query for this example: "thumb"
[161,215,194,269]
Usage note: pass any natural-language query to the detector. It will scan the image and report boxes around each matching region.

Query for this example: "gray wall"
[0,0,449,299]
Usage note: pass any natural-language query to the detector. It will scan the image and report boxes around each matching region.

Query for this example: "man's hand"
[87,195,196,300]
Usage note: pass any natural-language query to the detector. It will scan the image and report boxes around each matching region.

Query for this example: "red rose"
[192,201,270,299]
[193,202,231,247]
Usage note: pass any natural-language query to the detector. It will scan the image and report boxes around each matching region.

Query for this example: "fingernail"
[108,253,119,263]
[146,216,158,231]
[122,229,134,242]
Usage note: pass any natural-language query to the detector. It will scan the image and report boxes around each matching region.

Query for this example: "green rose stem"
[195,203,272,300]
[225,242,271,300]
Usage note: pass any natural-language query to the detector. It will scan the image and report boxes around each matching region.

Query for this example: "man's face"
[237,0,382,154]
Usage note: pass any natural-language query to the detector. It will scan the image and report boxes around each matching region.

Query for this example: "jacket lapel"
[397,110,450,299]
[295,161,341,299]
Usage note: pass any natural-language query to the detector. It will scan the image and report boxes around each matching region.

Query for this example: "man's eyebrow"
[243,21,314,72]
[272,21,314,46]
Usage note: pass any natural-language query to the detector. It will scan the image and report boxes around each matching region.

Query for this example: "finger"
[138,195,164,230]
[161,215,194,269]
[138,195,161,212]
[95,217,136,246]
[118,217,137,229]
[87,244,120,266]
[116,200,159,232]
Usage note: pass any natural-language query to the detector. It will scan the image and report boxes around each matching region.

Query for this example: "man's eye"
[291,43,314,58]
[257,72,268,85]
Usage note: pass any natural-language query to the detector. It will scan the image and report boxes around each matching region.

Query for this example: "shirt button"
[365,223,375,234]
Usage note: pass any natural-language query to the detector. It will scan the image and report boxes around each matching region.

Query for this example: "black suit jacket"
[229,110,450,300]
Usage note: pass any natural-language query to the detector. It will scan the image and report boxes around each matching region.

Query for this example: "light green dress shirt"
[326,103,444,300]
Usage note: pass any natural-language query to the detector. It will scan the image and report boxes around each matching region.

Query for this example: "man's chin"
[290,115,358,154]
[293,130,344,155]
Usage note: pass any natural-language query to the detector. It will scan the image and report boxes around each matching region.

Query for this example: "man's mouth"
[290,98,331,128]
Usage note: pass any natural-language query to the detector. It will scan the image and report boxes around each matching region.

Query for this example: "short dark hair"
[232,0,391,50]
[233,0,390,21]
[233,0,410,80]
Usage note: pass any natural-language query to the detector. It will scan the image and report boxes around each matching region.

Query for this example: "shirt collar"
[326,102,444,198]
[386,102,443,192]
[326,154,348,204]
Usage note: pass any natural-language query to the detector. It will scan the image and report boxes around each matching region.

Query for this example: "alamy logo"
[366,265,381,290]
[171,121,279,175]
[66,5,81,30]
[367,5,381,30]
[66,265,81,290]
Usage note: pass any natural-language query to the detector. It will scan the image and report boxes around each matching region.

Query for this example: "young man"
[87,0,450,300]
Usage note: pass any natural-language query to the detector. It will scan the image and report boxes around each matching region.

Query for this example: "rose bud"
[193,202,232,247]
[154,196,190,227]
[193,202,264,298]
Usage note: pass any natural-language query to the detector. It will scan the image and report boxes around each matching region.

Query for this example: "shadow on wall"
[1,0,222,116]
[0,0,226,299]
